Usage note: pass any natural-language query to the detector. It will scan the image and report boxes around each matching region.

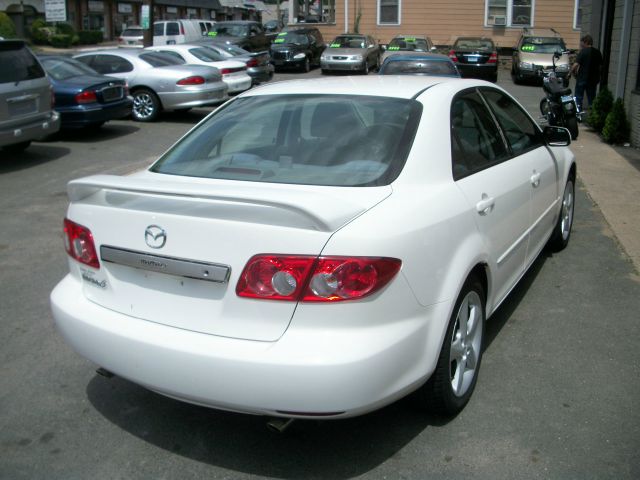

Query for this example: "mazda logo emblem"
[145,225,167,249]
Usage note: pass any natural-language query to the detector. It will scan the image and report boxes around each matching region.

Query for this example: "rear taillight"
[220,68,231,75]
[180,23,185,35]
[245,58,259,68]
[177,76,205,85]
[488,52,498,64]
[63,218,100,269]
[448,50,458,62]
[75,90,98,104]
[236,255,401,302]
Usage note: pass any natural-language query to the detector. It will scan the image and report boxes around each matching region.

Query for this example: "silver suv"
[0,40,60,153]
[511,29,571,86]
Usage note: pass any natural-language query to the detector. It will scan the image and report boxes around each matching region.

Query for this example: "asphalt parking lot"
[0,69,638,480]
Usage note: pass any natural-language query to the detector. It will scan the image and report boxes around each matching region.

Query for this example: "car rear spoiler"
[67,174,390,232]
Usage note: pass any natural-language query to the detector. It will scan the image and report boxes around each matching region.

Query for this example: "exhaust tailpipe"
[266,417,295,433]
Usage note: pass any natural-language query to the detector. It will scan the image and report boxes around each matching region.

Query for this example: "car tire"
[490,72,498,82]
[512,68,522,84]
[321,68,328,75]
[363,61,369,75]
[302,57,310,73]
[132,88,161,122]
[566,116,579,140]
[547,176,575,252]
[417,275,485,416]
[2,141,31,153]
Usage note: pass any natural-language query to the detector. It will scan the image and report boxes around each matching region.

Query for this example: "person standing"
[571,34,603,111]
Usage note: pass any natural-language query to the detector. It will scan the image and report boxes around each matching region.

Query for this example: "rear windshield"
[189,47,224,62]
[330,36,366,49]
[151,94,422,187]
[382,59,458,76]
[521,37,566,53]
[453,38,494,50]
[122,28,142,37]
[139,52,184,67]
[387,37,429,52]
[41,57,98,80]
[0,43,45,83]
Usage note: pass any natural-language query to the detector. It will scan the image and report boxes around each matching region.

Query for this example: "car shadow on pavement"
[86,375,450,478]
[0,145,71,174]
[47,123,140,143]
[483,247,549,351]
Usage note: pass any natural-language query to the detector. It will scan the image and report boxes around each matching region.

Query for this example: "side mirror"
[381,44,387,51]
[431,46,437,51]
[543,126,571,146]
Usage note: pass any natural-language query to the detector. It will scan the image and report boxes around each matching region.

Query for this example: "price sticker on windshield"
[388,46,400,51]
[274,38,285,43]
[522,44,536,51]
[330,43,341,48]
[208,31,217,37]
[405,37,416,42]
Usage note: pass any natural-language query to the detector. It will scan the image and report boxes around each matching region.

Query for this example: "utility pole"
[141,0,154,47]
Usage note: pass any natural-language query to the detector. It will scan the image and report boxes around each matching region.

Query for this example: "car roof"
[75,49,148,58]
[392,35,428,40]
[244,75,461,99]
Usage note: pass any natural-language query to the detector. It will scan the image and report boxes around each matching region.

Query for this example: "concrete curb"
[571,128,640,274]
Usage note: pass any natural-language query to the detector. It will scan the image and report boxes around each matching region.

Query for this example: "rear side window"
[84,54,134,74]
[0,43,45,83]
[139,52,183,66]
[480,88,544,156]
[189,47,223,62]
[166,22,180,36]
[151,94,422,187]
[450,90,509,180]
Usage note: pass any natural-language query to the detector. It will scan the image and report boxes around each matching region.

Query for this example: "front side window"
[166,22,180,36]
[378,0,401,25]
[89,55,134,74]
[485,0,534,27]
[151,94,422,187]
[480,88,543,156]
[41,57,97,80]
[153,23,164,36]
[450,91,509,180]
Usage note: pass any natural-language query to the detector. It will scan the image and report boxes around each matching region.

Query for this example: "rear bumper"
[456,63,498,79]
[159,84,228,110]
[247,65,274,84]
[51,273,451,418]
[56,98,132,128]
[0,111,60,147]
[223,74,252,93]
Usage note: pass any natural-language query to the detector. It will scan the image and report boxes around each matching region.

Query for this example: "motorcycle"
[539,50,580,140]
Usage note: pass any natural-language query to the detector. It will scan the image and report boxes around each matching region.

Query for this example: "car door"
[480,88,559,268]
[451,89,530,307]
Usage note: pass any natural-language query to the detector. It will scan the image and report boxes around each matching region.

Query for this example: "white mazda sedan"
[51,76,576,421]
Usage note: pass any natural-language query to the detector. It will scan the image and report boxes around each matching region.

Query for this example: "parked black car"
[39,56,132,130]
[207,21,271,53]
[270,27,325,72]
[448,37,498,82]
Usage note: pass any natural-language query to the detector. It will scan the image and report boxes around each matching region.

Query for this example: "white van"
[153,20,213,46]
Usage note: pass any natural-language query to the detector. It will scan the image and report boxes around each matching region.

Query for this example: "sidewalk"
[571,128,640,274]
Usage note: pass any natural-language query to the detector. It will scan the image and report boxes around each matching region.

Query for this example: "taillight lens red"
[245,58,258,68]
[177,76,205,85]
[448,50,458,62]
[63,218,100,269]
[75,90,97,104]
[488,52,498,64]
[236,255,401,302]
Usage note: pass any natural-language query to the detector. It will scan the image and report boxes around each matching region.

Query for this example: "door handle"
[531,171,541,188]
[476,195,495,215]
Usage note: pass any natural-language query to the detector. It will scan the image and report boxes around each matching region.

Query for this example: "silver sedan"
[321,34,380,74]
[73,49,228,122]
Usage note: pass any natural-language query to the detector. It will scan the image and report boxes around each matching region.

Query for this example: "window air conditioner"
[493,16,506,26]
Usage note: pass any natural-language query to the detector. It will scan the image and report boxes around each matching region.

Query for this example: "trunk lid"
[66,172,391,341]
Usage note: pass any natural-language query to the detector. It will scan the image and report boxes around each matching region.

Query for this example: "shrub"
[30,19,52,45]
[77,30,103,45]
[602,98,630,145]
[56,22,75,36]
[0,12,16,39]
[587,86,613,133]
[49,34,72,48]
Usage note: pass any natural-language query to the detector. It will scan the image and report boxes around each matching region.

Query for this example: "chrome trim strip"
[100,245,231,283]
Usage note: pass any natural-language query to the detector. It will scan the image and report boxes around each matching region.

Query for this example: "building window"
[486,0,534,27]
[378,0,401,25]
[574,0,582,29]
